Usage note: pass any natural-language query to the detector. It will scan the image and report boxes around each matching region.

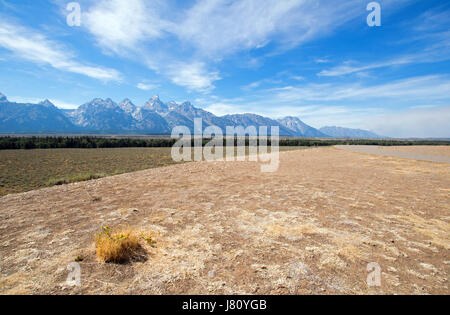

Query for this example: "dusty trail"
[0,147,449,294]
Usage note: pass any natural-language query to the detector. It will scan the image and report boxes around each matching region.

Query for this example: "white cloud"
[315,58,330,64]
[83,0,223,93]
[204,103,248,116]
[137,83,159,91]
[82,0,408,59]
[175,0,408,57]
[7,96,42,104]
[166,62,220,93]
[0,20,121,81]
[83,0,169,54]
[174,0,413,57]
[242,81,263,91]
[79,0,410,92]
[318,57,415,77]
[319,7,450,78]
[317,48,450,77]
[413,7,450,32]
[49,99,79,109]
[174,0,304,56]
[271,75,450,102]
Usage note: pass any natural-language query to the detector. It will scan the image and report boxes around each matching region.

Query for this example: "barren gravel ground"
[336,145,450,164]
[0,146,449,295]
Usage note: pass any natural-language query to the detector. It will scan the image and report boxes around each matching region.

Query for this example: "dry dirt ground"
[336,145,450,164]
[0,146,449,295]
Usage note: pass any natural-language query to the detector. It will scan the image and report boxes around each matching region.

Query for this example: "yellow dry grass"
[95,226,140,263]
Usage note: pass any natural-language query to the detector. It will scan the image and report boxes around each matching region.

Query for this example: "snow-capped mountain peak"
[118,99,136,114]
[142,95,169,113]
[0,94,381,138]
[39,99,56,108]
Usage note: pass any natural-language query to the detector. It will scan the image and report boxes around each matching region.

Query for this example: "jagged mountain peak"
[282,116,301,120]
[0,93,380,137]
[118,99,136,114]
[278,116,308,127]
[143,95,168,113]
[80,98,117,109]
[278,116,329,137]
[177,101,196,111]
[39,99,56,108]
[0,92,7,102]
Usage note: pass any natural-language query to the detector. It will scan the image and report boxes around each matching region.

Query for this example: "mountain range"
[319,126,382,139]
[0,92,381,138]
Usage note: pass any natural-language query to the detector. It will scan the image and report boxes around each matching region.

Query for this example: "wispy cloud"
[83,0,222,92]
[79,0,410,92]
[174,0,308,56]
[317,48,450,77]
[83,0,169,54]
[271,75,450,102]
[319,6,450,77]
[315,58,330,64]
[49,99,79,109]
[166,62,220,93]
[412,6,450,32]
[0,19,121,81]
[318,56,415,77]
[137,83,159,91]
[204,102,249,116]
[241,78,283,91]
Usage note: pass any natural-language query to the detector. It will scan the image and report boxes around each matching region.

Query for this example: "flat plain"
[0,148,177,196]
[0,147,300,196]
[0,146,449,294]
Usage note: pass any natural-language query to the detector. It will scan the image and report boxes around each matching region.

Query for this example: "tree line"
[0,136,448,150]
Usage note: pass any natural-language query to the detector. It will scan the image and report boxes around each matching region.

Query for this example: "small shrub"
[75,255,84,262]
[95,226,140,263]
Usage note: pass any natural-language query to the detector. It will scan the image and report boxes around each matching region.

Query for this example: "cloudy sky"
[0,0,449,137]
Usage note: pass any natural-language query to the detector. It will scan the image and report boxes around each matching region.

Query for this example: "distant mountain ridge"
[0,97,78,133]
[277,117,329,138]
[0,92,381,138]
[320,126,382,139]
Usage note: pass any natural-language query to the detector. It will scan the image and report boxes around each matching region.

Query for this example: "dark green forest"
[0,136,449,150]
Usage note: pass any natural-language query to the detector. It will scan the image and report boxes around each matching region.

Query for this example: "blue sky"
[0,0,449,137]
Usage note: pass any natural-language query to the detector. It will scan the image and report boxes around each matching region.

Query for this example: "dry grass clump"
[95,226,141,263]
